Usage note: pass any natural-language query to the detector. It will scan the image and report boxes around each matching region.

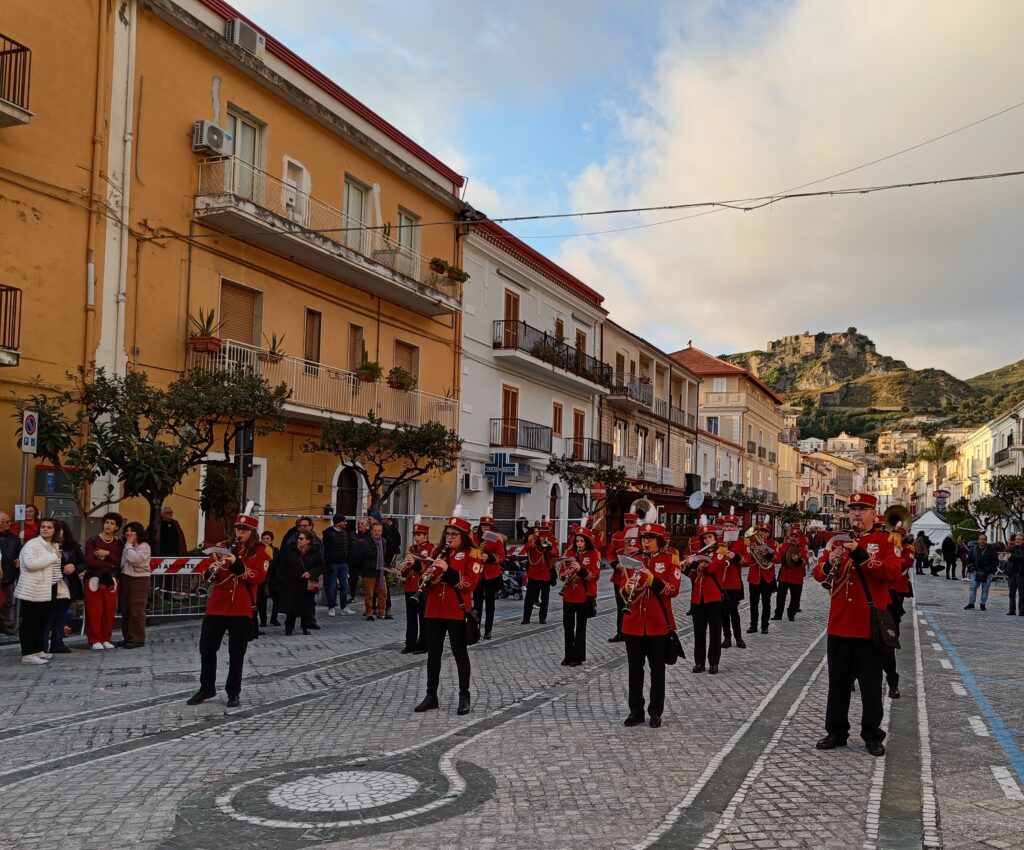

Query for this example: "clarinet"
[413,543,450,607]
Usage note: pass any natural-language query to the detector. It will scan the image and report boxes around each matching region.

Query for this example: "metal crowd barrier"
[148,557,213,619]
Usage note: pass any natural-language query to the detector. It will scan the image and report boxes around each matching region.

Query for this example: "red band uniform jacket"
[775,541,809,585]
[811,529,901,639]
[424,545,482,621]
[622,550,681,637]
[605,529,634,589]
[524,534,556,583]
[563,550,600,604]
[684,549,730,605]
[206,548,268,617]
[403,542,434,593]
[746,539,778,585]
[721,540,748,591]
[475,534,507,582]
[890,539,914,596]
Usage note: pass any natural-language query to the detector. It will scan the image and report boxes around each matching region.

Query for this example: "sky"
[233,0,1024,380]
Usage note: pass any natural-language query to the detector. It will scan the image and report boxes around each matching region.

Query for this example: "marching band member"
[812,492,901,757]
[882,524,914,699]
[773,526,808,622]
[473,516,507,641]
[187,515,268,708]
[400,522,433,654]
[745,522,777,634]
[621,522,681,729]
[561,526,601,666]
[414,514,482,716]
[683,525,730,674]
[716,516,748,649]
[604,512,639,642]
[522,521,555,625]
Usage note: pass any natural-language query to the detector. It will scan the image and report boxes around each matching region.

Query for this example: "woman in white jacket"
[15,518,61,664]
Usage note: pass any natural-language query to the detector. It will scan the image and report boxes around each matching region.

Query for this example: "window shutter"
[304,310,322,363]
[394,340,418,376]
[348,325,364,370]
[219,282,257,344]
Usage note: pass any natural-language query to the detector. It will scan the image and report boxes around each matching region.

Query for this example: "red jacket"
[720,541,747,590]
[474,533,507,581]
[811,528,902,638]
[746,539,777,585]
[562,550,600,604]
[622,550,681,637]
[684,551,728,605]
[890,540,914,595]
[205,548,268,617]
[605,529,635,588]
[775,541,809,585]
[402,542,433,593]
[423,545,482,621]
[524,535,556,582]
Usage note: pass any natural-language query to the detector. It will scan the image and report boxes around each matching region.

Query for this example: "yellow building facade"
[1,0,465,542]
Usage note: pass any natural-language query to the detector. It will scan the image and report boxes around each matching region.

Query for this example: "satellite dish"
[688,491,705,510]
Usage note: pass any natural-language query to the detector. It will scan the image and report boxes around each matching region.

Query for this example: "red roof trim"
[474,220,605,309]
[196,0,465,188]
[670,346,785,405]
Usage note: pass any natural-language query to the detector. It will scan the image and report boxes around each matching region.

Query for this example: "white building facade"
[458,222,610,541]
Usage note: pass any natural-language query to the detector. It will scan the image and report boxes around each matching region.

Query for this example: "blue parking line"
[925,611,1024,786]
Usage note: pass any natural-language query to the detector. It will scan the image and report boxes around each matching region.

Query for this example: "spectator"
[0,512,23,635]
[148,505,188,556]
[322,514,351,616]
[47,522,85,654]
[956,535,971,580]
[913,531,932,576]
[16,517,61,664]
[282,516,321,552]
[118,522,151,649]
[516,515,530,541]
[277,530,324,635]
[964,533,999,611]
[11,503,40,542]
[84,512,124,650]
[1006,533,1024,617]
[258,531,279,628]
[941,534,958,580]
[351,521,396,621]
[382,517,401,615]
[348,517,370,602]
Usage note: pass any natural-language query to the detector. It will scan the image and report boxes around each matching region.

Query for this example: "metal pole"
[18,453,28,541]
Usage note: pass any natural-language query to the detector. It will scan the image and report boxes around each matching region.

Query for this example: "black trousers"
[404,591,426,650]
[473,576,501,635]
[257,581,270,626]
[721,587,744,641]
[1008,574,1021,614]
[425,617,471,697]
[284,613,313,633]
[625,634,669,719]
[825,634,885,743]
[523,579,550,623]
[914,554,927,575]
[562,600,588,662]
[613,586,626,636]
[692,601,722,666]
[881,595,906,686]
[944,556,958,580]
[749,582,775,628]
[199,614,251,697]
[774,582,803,619]
[18,598,52,656]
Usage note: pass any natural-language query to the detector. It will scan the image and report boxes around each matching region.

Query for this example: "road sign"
[21,410,38,454]
[590,483,607,500]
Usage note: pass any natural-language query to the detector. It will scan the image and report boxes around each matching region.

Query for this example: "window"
[396,208,419,276]
[348,324,365,371]
[554,318,564,340]
[614,419,627,457]
[226,110,262,202]
[393,340,419,379]
[748,424,753,442]
[575,329,587,354]
[615,353,625,376]
[713,377,726,392]
[219,280,260,345]
[705,415,719,436]
[686,444,693,473]
[759,429,764,448]
[654,434,665,468]
[552,402,563,437]
[304,309,322,374]
[573,408,586,442]
[637,427,649,465]
[283,160,307,224]
[502,290,520,347]
[343,177,367,252]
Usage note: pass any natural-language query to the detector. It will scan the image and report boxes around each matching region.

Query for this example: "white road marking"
[931,643,943,652]
[912,601,941,849]
[926,630,935,637]
[864,694,893,849]
[939,658,953,670]
[991,766,1024,800]
[950,682,967,697]
[968,715,990,737]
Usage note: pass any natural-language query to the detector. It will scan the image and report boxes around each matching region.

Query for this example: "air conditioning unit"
[462,472,484,492]
[225,18,266,61]
[192,120,234,155]
[284,190,297,209]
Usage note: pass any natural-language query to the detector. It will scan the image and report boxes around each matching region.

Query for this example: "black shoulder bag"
[459,598,481,646]
[653,591,685,664]
[853,563,900,651]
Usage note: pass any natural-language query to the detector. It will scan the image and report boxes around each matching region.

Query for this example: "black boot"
[721,636,732,648]
[457,692,471,715]
[186,689,216,706]
[746,625,758,634]
[414,694,439,713]
[735,638,747,648]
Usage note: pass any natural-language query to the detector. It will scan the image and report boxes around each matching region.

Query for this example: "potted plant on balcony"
[445,265,470,283]
[386,365,417,392]
[638,372,652,385]
[357,358,383,383]
[529,339,559,366]
[188,307,224,353]
[428,257,449,275]
[258,331,286,364]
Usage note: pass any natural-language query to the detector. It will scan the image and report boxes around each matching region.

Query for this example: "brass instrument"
[556,556,581,597]
[882,504,911,533]
[821,532,855,592]
[620,555,650,614]
[748,540,775,571]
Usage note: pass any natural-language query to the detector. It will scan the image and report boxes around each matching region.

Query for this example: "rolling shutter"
[394,340,418,376]
[219,281,258,344]
[348,325,364,370]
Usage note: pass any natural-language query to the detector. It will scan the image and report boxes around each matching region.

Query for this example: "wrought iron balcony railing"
[492,320,612,387]
[0,34,31,111]
[566,437,613,465]
[610,372,654,407]
[490,418,553,453]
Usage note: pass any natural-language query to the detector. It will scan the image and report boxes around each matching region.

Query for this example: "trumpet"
[556,556,581,597]
[821,533,854,592]
[620,558,650,615]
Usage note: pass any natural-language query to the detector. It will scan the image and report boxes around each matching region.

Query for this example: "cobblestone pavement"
[1,572,1021,849]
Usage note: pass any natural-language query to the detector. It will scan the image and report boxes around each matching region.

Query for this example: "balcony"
[191,339,457,430]
[490,418,552,454]
[491,321,611,392]
[654,398,668,419]
[608,372,654,410]
[994,447,1013,466]
[747,440,757,454]
[194,158,460,316]
[0,285,22,366]
[702,390,778,420]
[0,34,32,127]
[758,446,767,459]
[768,451,777,464]
[566,437,612,465]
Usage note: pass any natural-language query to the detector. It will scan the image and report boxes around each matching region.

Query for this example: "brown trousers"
[362,576,387,617]
[122,575,150,644]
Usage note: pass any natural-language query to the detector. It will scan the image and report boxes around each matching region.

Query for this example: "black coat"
[351,533,399,579]
[275,546,325,616]
[322,524,351,564]
[0,530,22,586]
[941,536,956,559]
[971,544,999,576]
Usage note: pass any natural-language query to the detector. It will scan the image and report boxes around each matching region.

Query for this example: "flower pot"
[387,379,406,390]
[357,370,378,383]
[257,352,283,364]
[189,335,222,354]
[429,260,447,274]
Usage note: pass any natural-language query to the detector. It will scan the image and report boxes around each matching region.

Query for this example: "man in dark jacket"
[941,535,958,580]
[964,534,1000,611]
[350,521,398,620]
[322,514,351,615]
[0,512,23,635]
[1006,533,1024,616]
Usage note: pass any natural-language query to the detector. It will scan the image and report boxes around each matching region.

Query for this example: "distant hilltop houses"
[764,329,876,357]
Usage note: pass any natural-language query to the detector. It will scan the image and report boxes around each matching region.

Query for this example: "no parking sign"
[21,410,37,454]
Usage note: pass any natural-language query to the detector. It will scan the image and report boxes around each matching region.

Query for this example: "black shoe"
[771,614,782,620]
[121,641,143,649]
[52,645,73,654]
[815,734,847,750]
[259,620,268,627]
[113,639,128,648]
[284,630,293,636]
[761,625,769,634]
[623,713,644,727]
[400,647,415,654]
[888,686,901,699]
[735,639,747,649]
[560,657,571,666]
[692,663,705,673]
[649,717,662,728]
[964,603,975,609]
[521,619,531,625]
[568,660,583,667]
[302,628,311,635]
[413,695,439,713]
[365,616,375,621]
[608,634,625,642]
[186,690,216,706]
[788,615,796,621]
[865,739,886,757]
[384,615,394,620]
[708,664,719,674]
[746,626,758,634]
[226,696,241,708]
[538,619,546,624]
[980,604,986,611]
[722,637,732,648]
[1008,611,1017,616]
[269,619,280,626]
[414,647,428,654]
[457,693,471,715]
[308,623,321,629]
[483,632,492,640]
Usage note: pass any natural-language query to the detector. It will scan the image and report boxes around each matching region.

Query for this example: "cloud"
[552,0,1024,378]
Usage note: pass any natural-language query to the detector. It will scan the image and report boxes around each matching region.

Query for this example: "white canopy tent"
[910,509,952,543]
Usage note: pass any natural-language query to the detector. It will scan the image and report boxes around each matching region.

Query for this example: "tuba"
[882,504,911,533]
